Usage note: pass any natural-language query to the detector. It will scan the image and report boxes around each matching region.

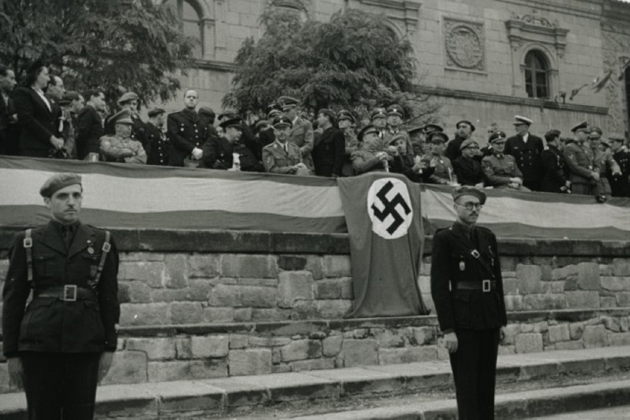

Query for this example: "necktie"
[62,225,74,249]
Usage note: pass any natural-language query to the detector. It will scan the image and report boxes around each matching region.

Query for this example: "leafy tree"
[223,7,440,125]
[0,0,196,106]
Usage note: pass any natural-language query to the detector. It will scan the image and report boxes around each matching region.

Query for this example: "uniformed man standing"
[564,121,598,196]
[587,127,621,202]
[100,109,147,164]
[609,135,630,197]
[452,139,484,187]
[167,89,209,167]
[278,96,315,171]
[431,186,507,420]
[338,110,358,177]
[445,120,475,161]
[504,116,544,191]
[3,173,120,420]
[262,116,312,175]
[145,108,170,166]
[540,129,570,194]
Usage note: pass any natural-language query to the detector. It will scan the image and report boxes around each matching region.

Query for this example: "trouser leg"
[21,352,63,420]
[61,353,101,420]
[449,329,481,420]
[478,329,500,420]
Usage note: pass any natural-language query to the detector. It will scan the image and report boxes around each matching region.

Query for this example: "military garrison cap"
[40,173,82,198]
[452,185,487,205]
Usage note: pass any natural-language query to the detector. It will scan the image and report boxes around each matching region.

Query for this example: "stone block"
[502,324,521,345]
[126,281,152,303]
[170,302,204,324]
[306,256,324,280]
[0,362,10,393]
[176,338,192,359]
[120,303,169,326]
[148,359,227,382]
[189,254,221,278]
[165,254,188,289]
[601,277,630,291]
[502,278,519,295]
[290,300,318,319]
[548,325,570,343]
[617,292,630,307]
[602,316,622,332]
[379,347,438,365]
[341,339,378,367]
[609,333,630,346]
[229,349,272,376]
[189,359,228,380]
[150,289,189,302]
[583,325,609,348]
[323,335,343,357]
[515,333,543,353]
[372,328,405,348]
[505,295,523,311]
[554,341,584,351]
[566,291,600,309]
[522,294,566,311]
[315,279,342,300]
[117,282,131,303]
[126,338,176,360]
[252,308,287,322]
[552,264,578,281]
[612,259,630,276]
[188,280,214,302]
[191,335,229,358]
[239,286,277,308]
[541,282,564,294]
[101,351,148,385]
[210,284,239,307]
[222,254,278,278]
[237,277,278,287]
[278,272,314,308]
[290,358,335,372]
[230,334,249,349]
[204,307,235,323]
[316,300,352,319]
[278,255,307,271]
[234,308,252,322]
[322,255,351,277]
[516,264,542,294]
[121,261,164,287]
[281,339,322,362]
[577,262,600,291]
[570,322,585,340]
[340,278,353,299]
[249,336,292,347]
[601,297,617,308]
[411,327,436,345]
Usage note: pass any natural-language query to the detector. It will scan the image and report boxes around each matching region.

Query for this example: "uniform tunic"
[431,222,507,420]
[427,154,455,184]
[288,117,315,170]
[312,126,345,177]
[481,153,523,188]
[100,135,147,164]
[563,141,595,195]
[262,140,310,175]
[104,113,147,153]
[591,148,620,198]
[452,155,484,186]
[145,123,170,166]
[504,134,544,190]
[200,135,262,172]
[167,109,209,167]
[610,149,630,197]
[351,149,388,175]
[540,145,569,193]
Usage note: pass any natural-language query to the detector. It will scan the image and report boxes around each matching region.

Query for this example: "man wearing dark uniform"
[609,135,630,197]
[145,108,170,166]
[445,120,475,161]
[452,139,484,187]
[167,89,209,167]
[540,129,571,194]
[200,116,262,172]
[504,116,544,191]
[431,186,507,420]
[3,173,120,420]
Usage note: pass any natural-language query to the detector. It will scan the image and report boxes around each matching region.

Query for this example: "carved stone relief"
[444,18,485,72]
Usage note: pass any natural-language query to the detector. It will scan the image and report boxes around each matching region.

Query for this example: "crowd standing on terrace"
[1,61,630,202]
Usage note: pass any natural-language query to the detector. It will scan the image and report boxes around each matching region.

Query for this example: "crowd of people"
[2,60,630,202]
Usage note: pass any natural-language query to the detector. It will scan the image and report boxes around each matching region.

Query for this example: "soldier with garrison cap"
[99,109,147,164]
[3,173,120,420]
[431,186,507,420]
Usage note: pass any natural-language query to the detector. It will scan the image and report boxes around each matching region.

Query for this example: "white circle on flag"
[367,177,413,240]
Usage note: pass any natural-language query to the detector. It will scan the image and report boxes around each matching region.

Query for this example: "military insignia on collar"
[459,261,465,271]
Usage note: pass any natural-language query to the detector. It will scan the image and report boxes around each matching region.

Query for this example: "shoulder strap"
[23,229,33,285]
[89,230,111,290]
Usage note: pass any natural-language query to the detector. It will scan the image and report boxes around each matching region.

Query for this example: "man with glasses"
[452,139,484,187]
[431,186,507,420]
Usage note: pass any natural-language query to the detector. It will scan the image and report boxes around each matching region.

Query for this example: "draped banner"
[0,157,345,232]
[2,157,630,240]
[338,173,428,318]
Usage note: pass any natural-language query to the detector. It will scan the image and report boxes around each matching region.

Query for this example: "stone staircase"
[2,345,630,419]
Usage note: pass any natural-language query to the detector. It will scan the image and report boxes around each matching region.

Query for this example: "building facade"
[159,0,630,140]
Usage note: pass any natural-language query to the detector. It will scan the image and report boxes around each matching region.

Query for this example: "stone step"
[1,346,630,420]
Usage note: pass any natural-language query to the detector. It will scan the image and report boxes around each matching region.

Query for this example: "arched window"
[167,0,203,58]
[524,51,549,99]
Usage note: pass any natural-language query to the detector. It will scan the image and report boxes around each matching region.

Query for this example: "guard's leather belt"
[456,280,496,292]
[35,285,97,302]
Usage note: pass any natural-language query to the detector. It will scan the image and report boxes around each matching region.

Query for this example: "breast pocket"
[34,254,57,279]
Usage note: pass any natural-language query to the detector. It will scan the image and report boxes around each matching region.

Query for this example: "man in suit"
[145,108,170,166]
[279,96,315,171]
[445,120,475,161]
[0,64,18,155]
[200,116,262,172]
[3,173,120,420]
[431,186,507,420]
[504,116,544,191]
[167,89,209,167]
[76,90,106,160]
[13,61,64,157]
[564,121,599,196]
[263,116,311,175]
[540,129,571,194]
[312,109,345,177]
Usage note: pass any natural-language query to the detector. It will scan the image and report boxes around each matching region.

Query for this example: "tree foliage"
[223,7,440,124]
[0,0,196,105]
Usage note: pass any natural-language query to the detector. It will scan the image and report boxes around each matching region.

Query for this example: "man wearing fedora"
[504,116,544,191]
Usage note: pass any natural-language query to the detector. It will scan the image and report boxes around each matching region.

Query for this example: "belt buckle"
[63,285,78,302]
[482,280,491,292]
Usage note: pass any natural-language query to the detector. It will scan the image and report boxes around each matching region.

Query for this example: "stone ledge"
[1,228,629,256]
[113,309,625,338]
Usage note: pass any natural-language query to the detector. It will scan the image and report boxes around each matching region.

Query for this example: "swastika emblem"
[367,178,413,240]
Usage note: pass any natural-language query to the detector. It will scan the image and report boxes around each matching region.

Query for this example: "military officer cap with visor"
[273,115,293,129]
[108,109,134,125]
[588,126,603,137]
[117,91,139,105]
[452,185,487,205]
[147,108,165,118]
[429,131,449,144]
[571,120,589,134]
[358,124,379,142]
[219,116,242,129]
[513,115,533,126]
[40,173,82,198]
[370,108,387,121]
[318,108,337,124]
[278,96,300,111]
[423,124,444,135]
[488,131,507,144]
[460,139,480,150]
[337,110,355,124]
[386,104,404,118]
